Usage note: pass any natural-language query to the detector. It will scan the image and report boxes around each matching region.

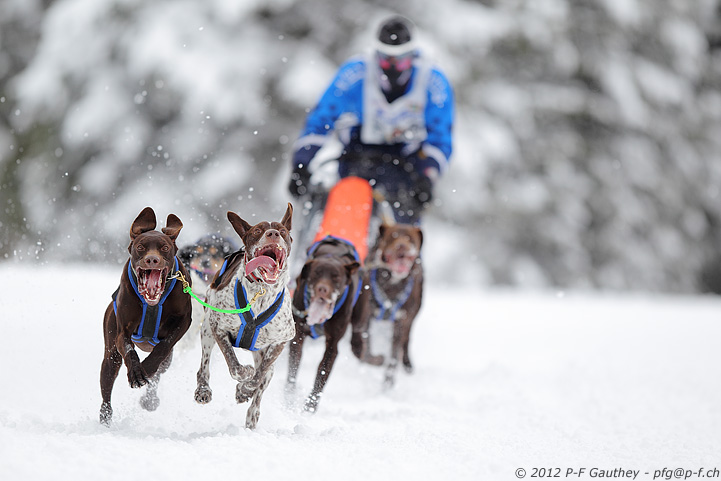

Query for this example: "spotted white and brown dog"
[194,204,294,429]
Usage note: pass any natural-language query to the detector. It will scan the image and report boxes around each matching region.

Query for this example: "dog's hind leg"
[100,347,122,425]
[100,306,123,425]
[241,343,285,429]
[194,318,217,404]
[383,320,405,389]
[140,349,172,411]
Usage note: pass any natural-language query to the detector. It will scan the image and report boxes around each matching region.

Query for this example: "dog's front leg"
[140,350,173,412]
[195,316,216,404]
[243,343,285,429]
[350,280,385,366]
[115,322,148,388]
[139,337,173,380]
[140,315,189,378]
[383,319,405,389]
[286,328,306,391]
[212,320,255,383]
[305,337,341,413]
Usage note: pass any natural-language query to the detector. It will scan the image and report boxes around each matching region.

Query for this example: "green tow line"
[170,271,265,314]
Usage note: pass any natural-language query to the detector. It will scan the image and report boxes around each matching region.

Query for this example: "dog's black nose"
[266,230,280,239]
[316,283,330,297]
[144,255,161,267]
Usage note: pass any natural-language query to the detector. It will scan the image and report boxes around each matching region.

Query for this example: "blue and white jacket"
[292,53,454,184]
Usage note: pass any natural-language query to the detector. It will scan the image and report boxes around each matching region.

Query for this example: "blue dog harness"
[112,257,180,347]
[232,281,285,351]
[369,267,415,322]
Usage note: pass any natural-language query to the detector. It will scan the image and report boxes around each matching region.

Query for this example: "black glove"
[288,163,311,198]
[410,174,433,207]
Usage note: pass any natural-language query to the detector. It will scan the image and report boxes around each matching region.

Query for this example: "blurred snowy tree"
[1,0,721,293]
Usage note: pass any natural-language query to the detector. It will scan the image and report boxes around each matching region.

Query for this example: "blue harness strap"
[370,268,415,322]
[232,281,285,351]
[112,257,179,346]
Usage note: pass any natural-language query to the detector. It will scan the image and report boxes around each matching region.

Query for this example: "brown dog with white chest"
[351,223,423,388]
[99,207,192,425]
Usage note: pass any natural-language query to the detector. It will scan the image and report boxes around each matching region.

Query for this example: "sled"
[312,176,373,263]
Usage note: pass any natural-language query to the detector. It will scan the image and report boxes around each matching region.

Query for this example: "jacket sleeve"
[418,68,454,179]
[292,59,365,168]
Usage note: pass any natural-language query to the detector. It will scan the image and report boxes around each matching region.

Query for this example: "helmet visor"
[377,50,414,72]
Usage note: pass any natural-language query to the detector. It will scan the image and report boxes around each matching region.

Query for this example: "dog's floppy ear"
[414,226,423,248]
[280,202,293,231]
[162,214,183,241]
[227,211,253,241]
[345,261,361,277]
[298,260,313,283]
[378,223,389,241]
[130,207,157,240]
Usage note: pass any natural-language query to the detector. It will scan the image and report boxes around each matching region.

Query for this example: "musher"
[287,14,455,225]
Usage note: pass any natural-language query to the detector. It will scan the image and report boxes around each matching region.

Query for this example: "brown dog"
[99,207,192,425]
[351,223,423,387]
[286,236,364,412]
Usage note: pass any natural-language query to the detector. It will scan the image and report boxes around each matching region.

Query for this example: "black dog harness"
[232,281,285,351]
[112,257,180,347]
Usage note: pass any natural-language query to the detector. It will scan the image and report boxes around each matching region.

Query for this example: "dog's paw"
[194,386,213,404]
[230,364,255,383]
[99,402,113,426]
[403,361,414,374]
[364,353,385,366]
[128,364,149,388]
[303,393,320,413]
[245,408,260,430]
[139,391,160,411]
[236,381,258,404]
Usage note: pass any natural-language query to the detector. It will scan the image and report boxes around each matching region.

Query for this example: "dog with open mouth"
[99,207,192,425]
[286,235,367,413]
[194,204,295,429]
[351,222,423,388]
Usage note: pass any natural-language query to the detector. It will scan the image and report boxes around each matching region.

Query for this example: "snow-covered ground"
[1,263,720,480]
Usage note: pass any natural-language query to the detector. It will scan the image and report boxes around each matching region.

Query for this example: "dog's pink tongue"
[245,255,277,277]
[306,299,333,326]
[390,257,415,276]
[144,269,164,303]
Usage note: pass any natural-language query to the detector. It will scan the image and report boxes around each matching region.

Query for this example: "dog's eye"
[253,228,262,236]
[161,245,170,252]
[136,244,145,251]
